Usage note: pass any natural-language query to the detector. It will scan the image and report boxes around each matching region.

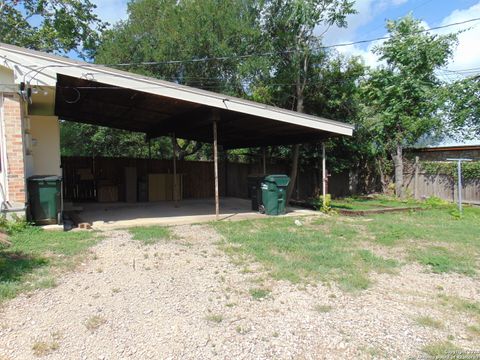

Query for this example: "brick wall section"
[3,94,26,204]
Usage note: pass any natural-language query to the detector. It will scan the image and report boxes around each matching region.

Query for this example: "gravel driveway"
[0,224,479,359]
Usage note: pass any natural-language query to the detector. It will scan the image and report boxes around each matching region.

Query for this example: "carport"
[0,43,354,225]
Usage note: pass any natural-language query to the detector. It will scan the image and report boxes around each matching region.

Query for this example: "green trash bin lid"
[264,174,290,187]
[28,175,62,182]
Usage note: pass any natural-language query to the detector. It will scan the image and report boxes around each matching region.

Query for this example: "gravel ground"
[0,224,479,359]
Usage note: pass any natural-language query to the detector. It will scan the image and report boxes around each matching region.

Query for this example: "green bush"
[424,196,450,208]
[0,215,32,236]
[313,194,331,212]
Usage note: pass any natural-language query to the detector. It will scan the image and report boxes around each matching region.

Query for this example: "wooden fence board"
[405,171,480,203]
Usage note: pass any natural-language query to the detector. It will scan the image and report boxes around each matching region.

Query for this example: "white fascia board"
[0,44,354,136]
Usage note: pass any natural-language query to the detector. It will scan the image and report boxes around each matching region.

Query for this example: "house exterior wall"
[0,96,7,208]
[2,93,27,207]
[30,116,61,176]
[0,67,14,84]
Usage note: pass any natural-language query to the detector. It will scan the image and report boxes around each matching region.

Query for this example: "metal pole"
[322,142,326,208]
[213,117,219,220]
[172,133,178,208]
[457,161,462,213]
[414,156,419,200]
[446,158,472,213]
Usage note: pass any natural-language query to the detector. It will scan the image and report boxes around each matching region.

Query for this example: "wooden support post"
[262,147,267,174]
[213,114,220,220]
[322,142,326,208]
[224,148,229,197]
[172,133,178,208]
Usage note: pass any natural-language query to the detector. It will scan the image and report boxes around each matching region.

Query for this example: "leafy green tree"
[0,0,105,58]
[255,0,356,201]
[361,15,457,197]
[92,0,263,158]
[60,122,172,158]
[444,77,480,139]
[302,54,380,193]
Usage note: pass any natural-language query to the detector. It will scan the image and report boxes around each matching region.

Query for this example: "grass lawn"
[0,227,99,302]
[214,199,480,290]
[330,196,422,211]
[128,226,174,244]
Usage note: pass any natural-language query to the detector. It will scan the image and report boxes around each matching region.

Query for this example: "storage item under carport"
[247,175,265,211]
[148,174,183,201]
[27,175,62,225]
[260,175,290,215]
[124,167,137,203]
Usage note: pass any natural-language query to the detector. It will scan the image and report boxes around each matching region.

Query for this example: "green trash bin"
[260,175,290,215]
[28,176,62,225]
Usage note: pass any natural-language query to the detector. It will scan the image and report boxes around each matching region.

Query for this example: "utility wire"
[8,16,480,70]
[95,16,480,66]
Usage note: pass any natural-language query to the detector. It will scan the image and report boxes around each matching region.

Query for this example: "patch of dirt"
[0,224,479,359]
[0,232,11,247]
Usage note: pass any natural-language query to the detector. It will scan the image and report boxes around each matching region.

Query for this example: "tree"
[90,0,263,158]
[361,15,457,197]
[0,0,105,58]
[303,54,378,194]
[60,122,172,159]
[97,0,261,94]
[444,77,480,139]
[256,0,356,201]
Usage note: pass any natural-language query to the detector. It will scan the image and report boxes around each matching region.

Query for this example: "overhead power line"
[109,16,480,67]
[11,16,480,70]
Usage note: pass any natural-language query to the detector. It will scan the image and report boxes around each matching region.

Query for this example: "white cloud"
[91,0,128,25]
[437,2,480,72]
[318,0,392,46]
[328,1,480,73]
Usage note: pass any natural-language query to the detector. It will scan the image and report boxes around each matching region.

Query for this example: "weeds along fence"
[404,159,480,204]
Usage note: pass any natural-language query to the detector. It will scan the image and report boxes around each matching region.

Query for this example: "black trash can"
[247,175,265,211]
[27,175,62,225]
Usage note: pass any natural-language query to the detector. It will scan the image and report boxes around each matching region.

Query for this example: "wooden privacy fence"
[61,156,350,203]
[61,156,286,202]
[404,167,480,204]
[62,156,220,202]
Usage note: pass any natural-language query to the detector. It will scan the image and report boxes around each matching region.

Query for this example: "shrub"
[424,196,449,208]
[313,194,331,212]
[0,215,32,235]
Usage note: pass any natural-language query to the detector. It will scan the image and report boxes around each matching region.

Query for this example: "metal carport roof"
[0,42,353,149]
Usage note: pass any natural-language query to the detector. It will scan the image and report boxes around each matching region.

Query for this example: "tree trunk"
[286,144,300,202]
[286,82,304,204]
[376,158,389,194]
[391,144,404,198]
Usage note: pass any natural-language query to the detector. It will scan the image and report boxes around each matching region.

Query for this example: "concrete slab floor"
[74,197,317,230]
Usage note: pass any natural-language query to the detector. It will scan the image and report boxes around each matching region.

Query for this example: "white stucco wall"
[29,116,62,176]
[0,67,14,84]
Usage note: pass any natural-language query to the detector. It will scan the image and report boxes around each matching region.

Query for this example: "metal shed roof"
[0,42,353,148]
